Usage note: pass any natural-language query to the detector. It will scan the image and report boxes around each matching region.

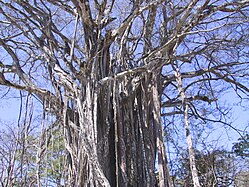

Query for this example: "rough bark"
[0,1,248,186]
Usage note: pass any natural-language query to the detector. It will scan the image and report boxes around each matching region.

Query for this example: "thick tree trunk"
[63,69,171,186]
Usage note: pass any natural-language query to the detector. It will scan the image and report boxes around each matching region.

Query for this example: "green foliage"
[39,129,65,185]
[232,134,249,158]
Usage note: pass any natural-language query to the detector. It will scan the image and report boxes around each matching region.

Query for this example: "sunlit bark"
[0,0,248,186]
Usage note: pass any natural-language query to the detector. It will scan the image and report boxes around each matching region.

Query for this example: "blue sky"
[0,93,21,122]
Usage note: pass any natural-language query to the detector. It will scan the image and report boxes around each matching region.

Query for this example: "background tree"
[233,134,249,158]
[0,0,248,186]
[170,147,249,187]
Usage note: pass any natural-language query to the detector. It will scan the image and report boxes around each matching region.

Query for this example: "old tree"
[0,0,248,186]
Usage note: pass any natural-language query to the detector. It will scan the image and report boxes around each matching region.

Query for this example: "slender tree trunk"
[184,104,201,187]
[174,68,201,187]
